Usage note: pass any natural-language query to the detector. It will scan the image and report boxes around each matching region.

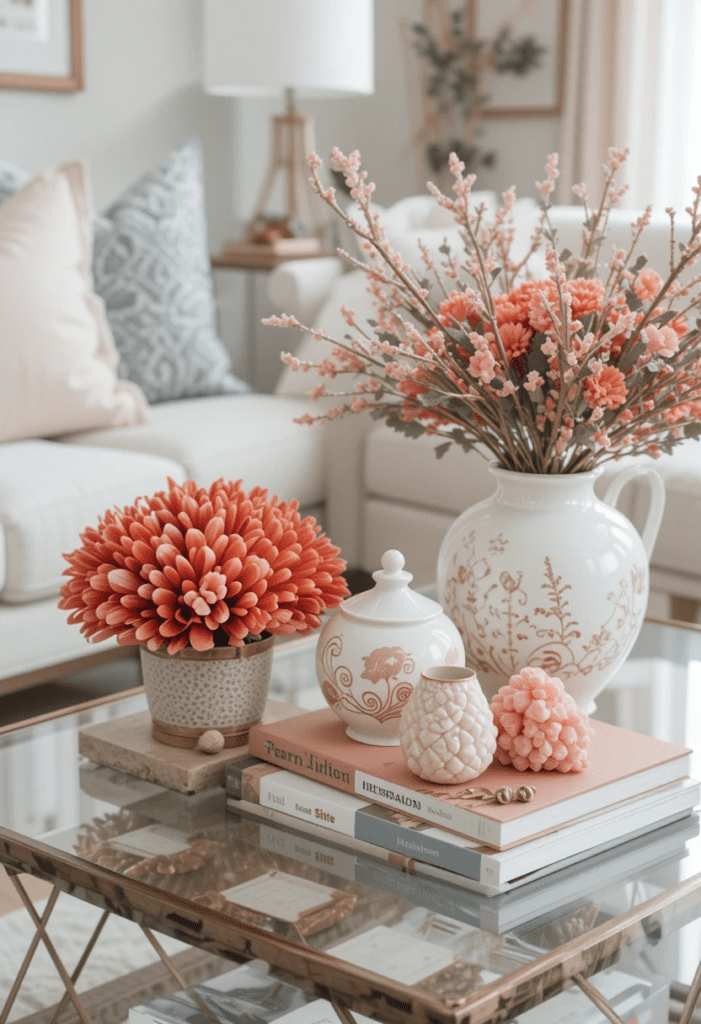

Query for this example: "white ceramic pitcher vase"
[436,464,665,713]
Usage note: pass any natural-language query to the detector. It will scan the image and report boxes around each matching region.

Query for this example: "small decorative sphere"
[196,729,225,754]
[490,666,594,773]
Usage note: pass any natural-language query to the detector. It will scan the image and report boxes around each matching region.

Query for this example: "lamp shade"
[204,0,374,98]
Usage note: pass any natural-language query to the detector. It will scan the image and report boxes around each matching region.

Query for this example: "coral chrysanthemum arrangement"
[60,478,349,654]
[490,666,594,773]
[265,147,701,473]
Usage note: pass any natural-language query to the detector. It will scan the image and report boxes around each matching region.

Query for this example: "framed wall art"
[470,0,568,117]
[0,0,83,91]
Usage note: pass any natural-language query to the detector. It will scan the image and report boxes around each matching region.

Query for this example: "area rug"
[0,890,198,1022]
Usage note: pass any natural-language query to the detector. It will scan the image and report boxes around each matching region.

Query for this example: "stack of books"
[222,707,699,899]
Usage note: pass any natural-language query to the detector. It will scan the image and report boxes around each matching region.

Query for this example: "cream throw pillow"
[0,161,149,442]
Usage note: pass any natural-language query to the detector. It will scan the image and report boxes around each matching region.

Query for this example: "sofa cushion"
[0,440,185,604]
[61,394,328,507]
[92,139,250,404]
[0,596,122,680]
[364,497,456,587]
[364,424,701,583]
[631,442,701,580]
[0,161,149,443]
[364,425,496,517]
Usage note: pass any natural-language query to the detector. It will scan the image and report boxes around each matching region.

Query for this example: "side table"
[211,246,335,392]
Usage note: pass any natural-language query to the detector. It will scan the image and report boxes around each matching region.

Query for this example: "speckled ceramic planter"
[139,636,275,749]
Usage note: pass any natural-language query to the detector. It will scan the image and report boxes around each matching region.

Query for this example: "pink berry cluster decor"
[490,666,594,773]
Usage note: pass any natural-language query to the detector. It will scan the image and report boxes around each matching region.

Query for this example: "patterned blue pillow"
[0,158,30,203]
[92,139,250,403]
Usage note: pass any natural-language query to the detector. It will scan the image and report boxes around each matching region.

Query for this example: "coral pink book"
[248,709,693,849]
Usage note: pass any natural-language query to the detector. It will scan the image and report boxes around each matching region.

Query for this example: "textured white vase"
[436,464,665,713]
[398,665,497,784]
[139,635,274,748]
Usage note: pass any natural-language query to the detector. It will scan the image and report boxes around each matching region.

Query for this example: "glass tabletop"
[2,620,701,1024]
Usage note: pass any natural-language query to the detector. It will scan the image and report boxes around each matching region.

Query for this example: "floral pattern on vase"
[444,529,646,690]
[437,465,664,714]
[319,636,415,725]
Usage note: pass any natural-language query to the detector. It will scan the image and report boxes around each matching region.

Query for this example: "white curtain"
[651,0,701,212]
[557,0,700,212]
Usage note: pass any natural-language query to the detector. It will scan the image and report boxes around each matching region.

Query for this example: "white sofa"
[270,198,701,621]
[0,142,331,699]
[0,391,327,696]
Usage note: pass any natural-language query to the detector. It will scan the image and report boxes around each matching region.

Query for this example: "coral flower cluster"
[489,666,594,773]
[265,146,701,473]
[60,478,349,654]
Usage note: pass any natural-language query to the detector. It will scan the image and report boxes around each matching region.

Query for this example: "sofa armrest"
[267,256,345,326]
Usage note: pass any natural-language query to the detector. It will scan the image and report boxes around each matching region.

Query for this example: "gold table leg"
[140,926,222,1021]
[329,991,357,1024]
[0,867,224,1024]
[0,869,96,1024]
[0,882,61,1024]
[574,973,626,1024]
[576,964,701,1024]
[48,908,110,1024]
[677,959,701,1024]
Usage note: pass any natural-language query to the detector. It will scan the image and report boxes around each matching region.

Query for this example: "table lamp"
[204,0,374,250]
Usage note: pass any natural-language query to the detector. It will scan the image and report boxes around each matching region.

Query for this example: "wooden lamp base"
[244,88,323,245]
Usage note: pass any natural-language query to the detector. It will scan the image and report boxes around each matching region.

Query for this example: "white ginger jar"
[398,665,497,785]
[316,549,464,746]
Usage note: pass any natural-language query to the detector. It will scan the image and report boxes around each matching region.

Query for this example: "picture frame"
[0,0,83,92]
[470,0,568,117]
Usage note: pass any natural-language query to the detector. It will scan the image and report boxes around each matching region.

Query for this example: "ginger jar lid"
[339,550,445,625]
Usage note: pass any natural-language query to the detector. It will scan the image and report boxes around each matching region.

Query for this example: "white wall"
[0,0,234,241]
[0,0,249,376]
[0,0,563,391]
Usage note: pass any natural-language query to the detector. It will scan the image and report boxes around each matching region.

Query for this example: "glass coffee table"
[2,618,701,1024]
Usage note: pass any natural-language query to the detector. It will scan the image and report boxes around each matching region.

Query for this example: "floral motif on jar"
[319,637,415,725]
[443,530,646,687]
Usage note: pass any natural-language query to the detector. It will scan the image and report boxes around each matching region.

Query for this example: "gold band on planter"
[150,717,255,749]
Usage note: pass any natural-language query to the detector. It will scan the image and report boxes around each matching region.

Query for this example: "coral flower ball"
[490,666,593,772]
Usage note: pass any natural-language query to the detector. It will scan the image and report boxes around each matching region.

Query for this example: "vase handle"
[602,465,666,559]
